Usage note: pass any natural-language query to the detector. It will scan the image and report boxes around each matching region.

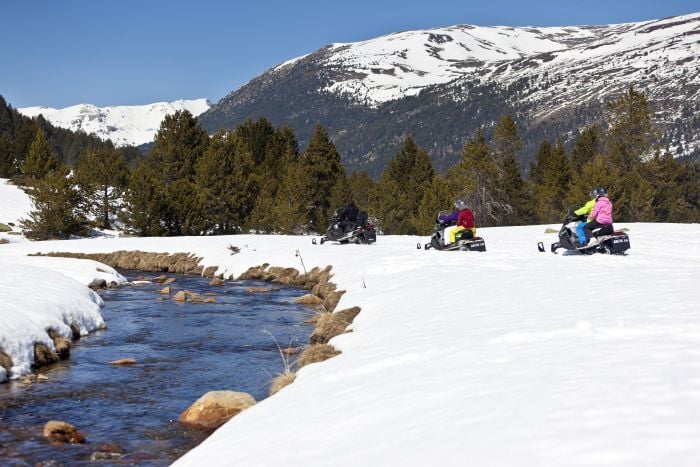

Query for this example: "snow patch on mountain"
[18,99,211,147]
[316,13,699,107]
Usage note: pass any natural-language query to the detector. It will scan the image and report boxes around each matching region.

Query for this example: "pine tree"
[570,125,603,173]
[272,160,315,234]
[196,131,257,233]
[9,116,39,181]
[296,124,346,231]
[0,134,12,178]
[414,176,452,235]
[74,148,129,229]
[20,167,87,240]
[148,110,209,184]
[21,130,59,184]
[529,139,552,187]
[493,115,529,224]
[121,162,167,236]
[607,86,657,171]
[493,115,523,167]
[164,179,208,235]
[646,152,694,222]
[616,165,655,222]
[368,179,409,235]
[347,171,375,210]
[447,129,507,226]
[533,138,571,222]
[372,136,434,234]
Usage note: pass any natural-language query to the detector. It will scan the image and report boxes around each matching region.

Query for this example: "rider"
[439,199,476,244]
[336,197,360,233]
[581,187,613,247]
[573,189,598,246]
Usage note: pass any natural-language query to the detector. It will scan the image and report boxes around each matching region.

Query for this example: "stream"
[0,272,315,466]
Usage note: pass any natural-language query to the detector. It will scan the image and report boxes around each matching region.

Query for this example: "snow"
[17,99,211,147]
[0,178,33,235]
[315,12,700,116]
[1,222,700,465]
[0,261,116,381]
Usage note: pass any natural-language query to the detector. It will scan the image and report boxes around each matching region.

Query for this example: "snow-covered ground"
[0,178,32,235]
[1,221,699,466]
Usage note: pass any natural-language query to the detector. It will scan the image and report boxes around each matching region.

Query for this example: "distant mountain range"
[19,13,700,175]
[200,12,700,175]
[19,99,211,147]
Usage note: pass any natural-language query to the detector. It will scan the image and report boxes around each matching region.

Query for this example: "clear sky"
[2,0,698,108]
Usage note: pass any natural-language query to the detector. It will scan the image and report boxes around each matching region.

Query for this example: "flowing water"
[0,272,315,466]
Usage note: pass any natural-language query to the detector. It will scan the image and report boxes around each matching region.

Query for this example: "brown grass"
[269,371,296,396]
[34,251,205,275]
[296,344,341,369]
[309,306,361,345]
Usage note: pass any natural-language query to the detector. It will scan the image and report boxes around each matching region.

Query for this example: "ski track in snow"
[1,221,699,466]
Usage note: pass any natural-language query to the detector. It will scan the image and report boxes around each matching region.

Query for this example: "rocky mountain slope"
[200,13,700,176]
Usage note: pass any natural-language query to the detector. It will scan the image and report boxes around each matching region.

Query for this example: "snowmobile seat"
[457,230,474,241]
[593,224,614,237]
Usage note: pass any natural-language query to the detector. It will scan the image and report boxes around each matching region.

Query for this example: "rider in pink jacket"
[590,195,613,224]
[581,188,613,246]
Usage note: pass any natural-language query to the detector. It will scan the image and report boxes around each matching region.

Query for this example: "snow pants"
[576,222,587,245]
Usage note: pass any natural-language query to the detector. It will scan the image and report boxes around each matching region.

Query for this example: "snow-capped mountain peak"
[319,13,699,106]
[199,12,700,172]
[19,99,211,147]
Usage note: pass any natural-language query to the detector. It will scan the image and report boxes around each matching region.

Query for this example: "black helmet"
[589,187,608,198]
[454,199,467,210]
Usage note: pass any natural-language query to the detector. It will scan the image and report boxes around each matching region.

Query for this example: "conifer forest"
[1,88,698,241]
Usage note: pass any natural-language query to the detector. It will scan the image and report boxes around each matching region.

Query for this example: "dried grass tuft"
[269,371,296,396]
[296,344,341,369]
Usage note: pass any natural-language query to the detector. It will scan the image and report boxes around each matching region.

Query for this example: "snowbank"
[1,223,699,466]
[0,263,111,381]
[0,178,32,240]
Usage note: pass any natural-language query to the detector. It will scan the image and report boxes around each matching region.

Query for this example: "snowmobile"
[540,213,630,255]
[418,212,486,251]
[312,209,376,245]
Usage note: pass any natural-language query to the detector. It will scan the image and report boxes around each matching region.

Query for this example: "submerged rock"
[295,294,323,305]
[110,358,137,366]
[179,390,256,430]
[88,278,107,289]
[43,420,86,444]
[0,349,13,373]
[33,343,59,368]
[48,329,71,359]
[209,277,225,286]
[245,286,279,293]
[173,291,187,302]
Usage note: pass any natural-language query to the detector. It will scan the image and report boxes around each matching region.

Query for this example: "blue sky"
[2,0,698,108]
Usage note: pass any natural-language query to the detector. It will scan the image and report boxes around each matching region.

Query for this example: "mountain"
[18,99,211,148]
[200,13,700,176]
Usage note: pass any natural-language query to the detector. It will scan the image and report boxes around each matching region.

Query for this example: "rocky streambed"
[0,270,321,465]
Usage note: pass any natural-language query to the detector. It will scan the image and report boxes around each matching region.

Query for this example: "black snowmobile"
[313,208,376,245]
[540,213,630,255]
[418,211,486,251]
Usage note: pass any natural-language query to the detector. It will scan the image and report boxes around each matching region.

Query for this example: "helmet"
[589,187,608,198]
[454,199,467,210]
